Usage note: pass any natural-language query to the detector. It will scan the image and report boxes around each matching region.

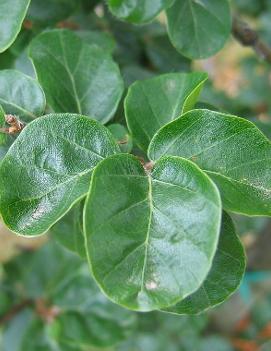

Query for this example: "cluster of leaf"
[1,240,241,351]
[0,0,233,60]
[0,0,270,349]
[0,241,137,350]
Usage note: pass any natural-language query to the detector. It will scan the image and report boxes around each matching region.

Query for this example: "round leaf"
[148,109,271,216]
[125,72,208,151]
[108,0,175,24]
[166,0,231,59]
[0,113,119,236]
[163,212,246,315]
[0,0,30,53]
[29,29,124,124]
[84,154,221,311]
[0,70,46,120]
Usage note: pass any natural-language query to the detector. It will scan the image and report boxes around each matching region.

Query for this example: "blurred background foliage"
[0,1,271,350]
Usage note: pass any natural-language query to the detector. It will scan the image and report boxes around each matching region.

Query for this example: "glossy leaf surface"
[0,114,119,236]
[163,212,246,314]
[166,0,231,59]
[29,29,124,124]
[84,154,221,311]
[149,109,271,216]
[0,0,30,53]
[0,70,46,120]
[108,0,174,24]
[125,72,207,151]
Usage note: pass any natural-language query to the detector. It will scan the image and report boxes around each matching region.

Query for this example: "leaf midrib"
[140,174,153,294]
[0,97,36,119]
[7,168,92,208]
[206,170,271,195]
[59,31,82,114]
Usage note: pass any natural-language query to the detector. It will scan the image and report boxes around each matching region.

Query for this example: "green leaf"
[145,35,191,73]
[0,105,6,145]
[9,241,137,349]
[15,51,35,78]
[51,269,137,348]
[84,154,221,311]
[108,123,133,153]
[107,0,175,24]
[0,0,31,53]
[199,336,234,351]
[20,319,58,351]
[27,0,78,25]
[29,29,124,124]
[2,309,35,351]
[0,113,119,236]
[148,109,271,216]
[117,312,208,351]
[51,202,86,258]
[122,65,154,87]
[4,240,82,299]
[125,72,208,151]
[163,212,246,315]
[166,0,231,59]
[0,70,46,121]
[0,135,13,162]
[76,30,116,54]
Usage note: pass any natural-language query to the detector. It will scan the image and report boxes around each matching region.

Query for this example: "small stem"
[144,161,154,172]
[232,15,271,64]
[0,115,25,135]
[35,298,61,323]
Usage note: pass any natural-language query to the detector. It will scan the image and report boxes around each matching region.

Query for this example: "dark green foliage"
[0,1,270,349]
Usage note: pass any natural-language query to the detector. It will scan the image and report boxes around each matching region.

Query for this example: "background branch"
[232,15,271,64]
[0,299,33,326]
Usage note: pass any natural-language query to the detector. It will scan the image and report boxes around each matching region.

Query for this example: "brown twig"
[0,297,61,326]
[35,298,61,323]
[0,299,34,325]
[232,15,271,64]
